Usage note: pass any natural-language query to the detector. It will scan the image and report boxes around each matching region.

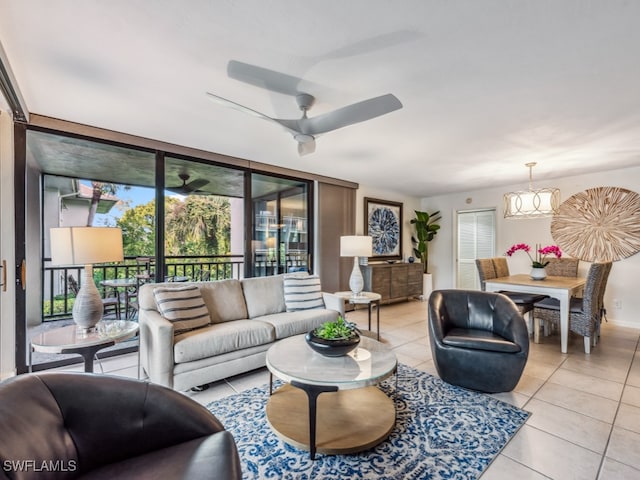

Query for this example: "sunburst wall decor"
[550,186,640,262]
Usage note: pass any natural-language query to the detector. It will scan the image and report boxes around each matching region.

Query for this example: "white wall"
[422,165,640,328]
[356,184,422,263]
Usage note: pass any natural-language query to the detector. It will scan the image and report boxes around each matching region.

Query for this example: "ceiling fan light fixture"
[503,162,560,219]
[294,133,314,144]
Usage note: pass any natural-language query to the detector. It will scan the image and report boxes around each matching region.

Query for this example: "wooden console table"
[361,263,422,304]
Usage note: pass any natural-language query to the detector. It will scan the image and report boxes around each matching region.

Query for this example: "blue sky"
[83,181,155,226]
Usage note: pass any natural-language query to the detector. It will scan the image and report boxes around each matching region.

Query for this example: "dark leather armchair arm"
[0,373,241,479]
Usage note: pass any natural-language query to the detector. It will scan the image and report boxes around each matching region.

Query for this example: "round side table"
[30,320,139,373]
[333,291,382,340]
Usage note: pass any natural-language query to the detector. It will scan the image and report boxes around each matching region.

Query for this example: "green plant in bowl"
[306,315,361,357]
[313,315,358,340]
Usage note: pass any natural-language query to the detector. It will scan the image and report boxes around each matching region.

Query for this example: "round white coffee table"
[265,334,397,459]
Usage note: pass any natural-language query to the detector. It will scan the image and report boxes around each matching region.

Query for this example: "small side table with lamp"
[40,227,140,373]
[50,227,125,331]
[339,235,373,296]
[338,236,382,339]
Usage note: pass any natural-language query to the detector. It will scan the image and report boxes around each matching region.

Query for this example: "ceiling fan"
[167,173,210,195]
[206,61,403,156]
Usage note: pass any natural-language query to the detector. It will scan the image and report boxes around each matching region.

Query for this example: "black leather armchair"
[0,373,242,480]
[428,289,529,393]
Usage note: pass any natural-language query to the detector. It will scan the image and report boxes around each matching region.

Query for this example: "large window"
[250,173,310,276]
[25,129,313,372]
[164,156,245,280]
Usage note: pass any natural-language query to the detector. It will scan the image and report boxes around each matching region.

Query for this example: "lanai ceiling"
[2,0,640,197]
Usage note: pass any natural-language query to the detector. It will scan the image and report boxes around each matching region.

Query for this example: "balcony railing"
[43,254,244,321]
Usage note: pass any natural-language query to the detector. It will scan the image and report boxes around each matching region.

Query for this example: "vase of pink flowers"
[505,243,562,280]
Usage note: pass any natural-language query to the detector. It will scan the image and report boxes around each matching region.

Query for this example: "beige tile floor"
[52,299,640,480]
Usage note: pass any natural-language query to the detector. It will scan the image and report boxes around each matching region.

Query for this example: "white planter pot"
[530,267,547,281]
[421,273,433,301]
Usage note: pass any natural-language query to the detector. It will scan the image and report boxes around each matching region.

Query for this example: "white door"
[456,209,496,289]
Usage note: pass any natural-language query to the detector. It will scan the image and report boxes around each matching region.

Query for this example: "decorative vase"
[530,267,547,281]
[305,331,361,357]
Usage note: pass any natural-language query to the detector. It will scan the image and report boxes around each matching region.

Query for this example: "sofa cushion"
[153,285,211,333]
[173,320,275,363]
[258,309,339,339]
[198,279,248,323]
[241,275,286,318]
[283,275,324,311]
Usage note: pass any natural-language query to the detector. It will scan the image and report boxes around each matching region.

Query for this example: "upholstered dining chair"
[595,262,612,340]
[476,259,548,327]
[428,289,529,393]
[491,257,511,278]
[532,262,611,354]
[544,258,580,277]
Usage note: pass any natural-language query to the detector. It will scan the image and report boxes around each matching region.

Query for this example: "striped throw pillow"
[283,275,325,312]
[153,285,211,334]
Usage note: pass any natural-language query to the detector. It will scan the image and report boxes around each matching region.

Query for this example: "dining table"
[484,274,586,354]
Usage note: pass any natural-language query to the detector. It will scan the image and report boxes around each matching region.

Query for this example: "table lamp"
[340,236,373,297]
[50,227,124,330]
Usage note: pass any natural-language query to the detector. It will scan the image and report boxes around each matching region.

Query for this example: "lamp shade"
[50,227,124,265]
[503,188,560,219]
[503,162,560,219]
[340,236,373,257]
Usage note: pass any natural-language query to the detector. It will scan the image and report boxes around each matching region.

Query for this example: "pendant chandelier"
[503,162,560,219]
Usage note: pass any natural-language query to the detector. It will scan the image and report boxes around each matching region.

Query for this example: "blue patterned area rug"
[207,364,529,480]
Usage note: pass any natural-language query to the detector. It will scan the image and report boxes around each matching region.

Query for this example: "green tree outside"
[117,195,231,257]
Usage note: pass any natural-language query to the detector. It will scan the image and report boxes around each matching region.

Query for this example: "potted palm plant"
[411,210,441,299]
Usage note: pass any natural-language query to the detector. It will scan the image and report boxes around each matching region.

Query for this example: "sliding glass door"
[250,173,311,277]
[164,156,244,281]
[21,128,314,372]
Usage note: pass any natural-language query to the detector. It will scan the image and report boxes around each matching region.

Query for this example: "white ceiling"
[1,0,639,197]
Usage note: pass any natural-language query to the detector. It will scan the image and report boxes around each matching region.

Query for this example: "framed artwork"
[365,197,403,260]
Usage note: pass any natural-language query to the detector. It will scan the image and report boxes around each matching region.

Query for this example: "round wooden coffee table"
[265,334,397,459]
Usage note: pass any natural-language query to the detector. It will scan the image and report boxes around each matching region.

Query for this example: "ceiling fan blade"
[206,92,300,135]
[227,60,304,96]
[184,178,209,192]
[298,138,316,156]
[303,94,402,135]
[206,92,274,121]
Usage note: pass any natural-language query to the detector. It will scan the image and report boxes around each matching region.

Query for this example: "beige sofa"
[138,274,343,391]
